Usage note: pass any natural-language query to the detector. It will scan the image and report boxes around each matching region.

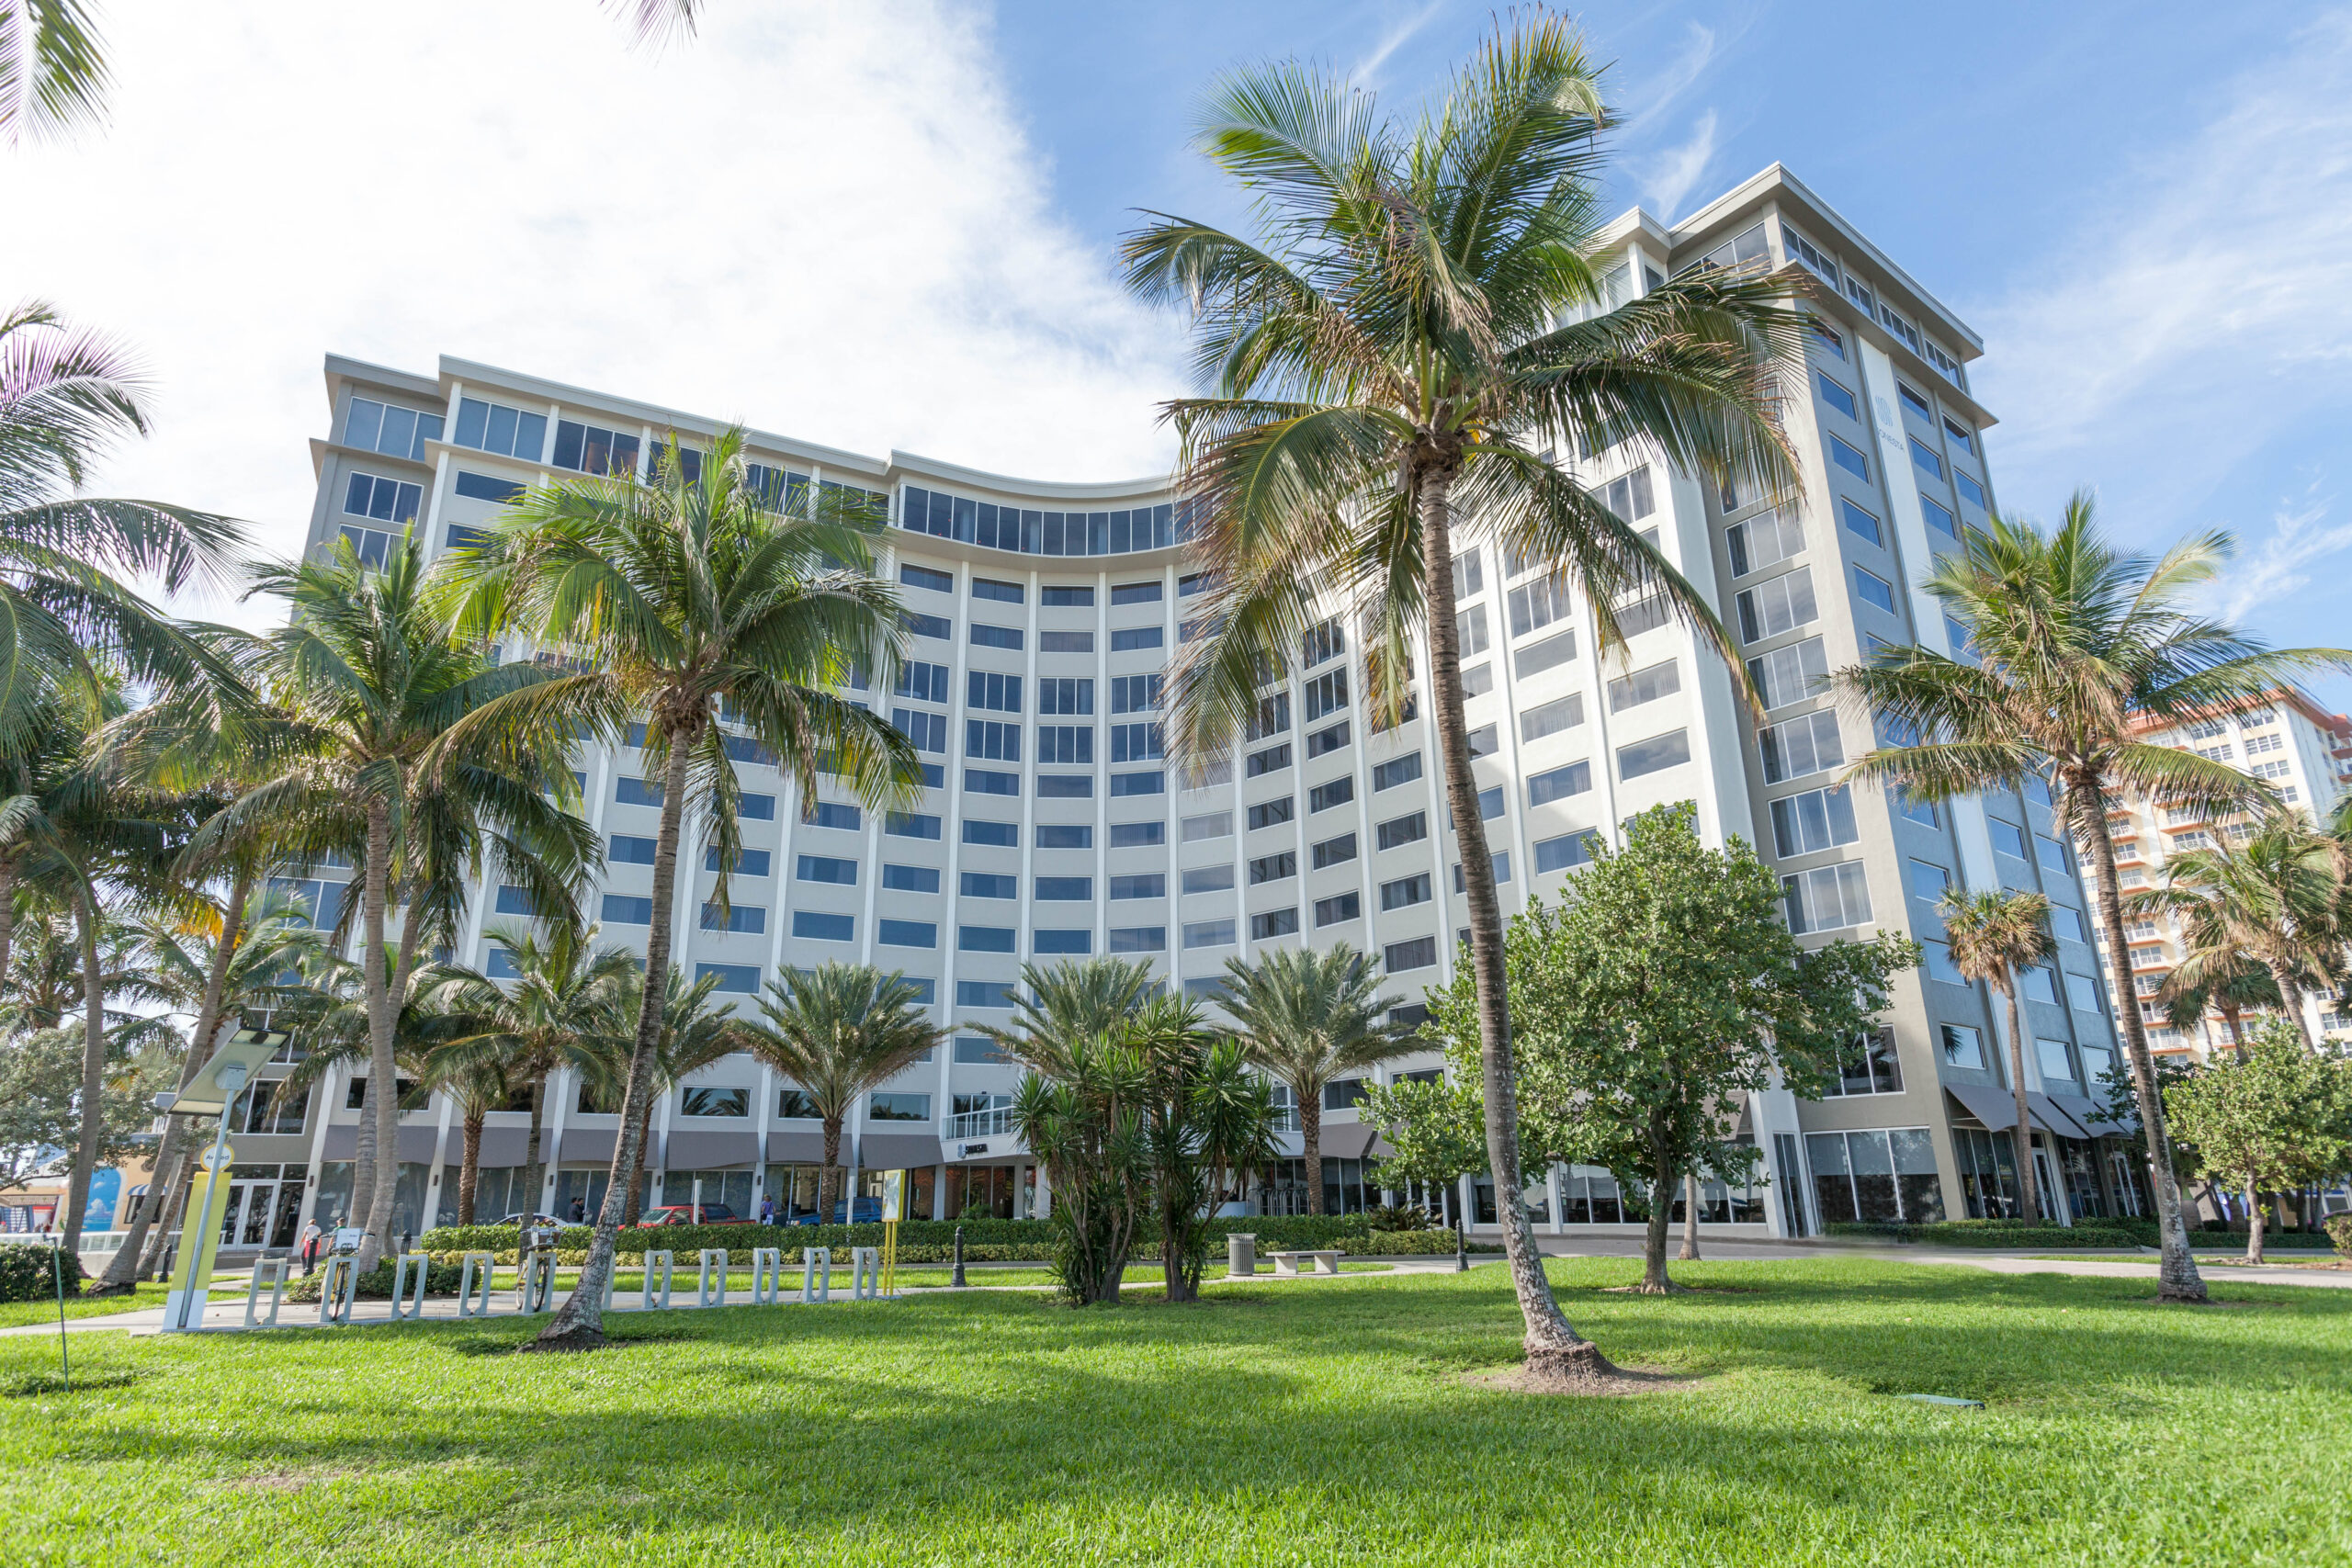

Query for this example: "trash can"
[1227,1233,1257,1277]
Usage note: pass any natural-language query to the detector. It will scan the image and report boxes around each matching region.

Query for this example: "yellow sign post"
[879,1169,904,1299]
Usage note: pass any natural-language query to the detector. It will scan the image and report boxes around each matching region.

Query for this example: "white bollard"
[244,1257,290,1328]
[458,1252,496,1317]
[318,1255,358,1325]
[751,1247,784,1304]
[641,1249,674,1311]
[697,1248,729,1308]
[390,1253,431,1320]
[799,1246,831,1303]
[851,1246,880,1301]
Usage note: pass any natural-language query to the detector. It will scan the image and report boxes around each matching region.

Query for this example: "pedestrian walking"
[300,1221,322,1277]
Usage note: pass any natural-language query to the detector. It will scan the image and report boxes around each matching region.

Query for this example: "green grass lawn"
[2,1257,2346,1565]
[0,1281,182,1330]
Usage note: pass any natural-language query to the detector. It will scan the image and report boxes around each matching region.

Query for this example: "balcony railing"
[944,1105,1017,1142]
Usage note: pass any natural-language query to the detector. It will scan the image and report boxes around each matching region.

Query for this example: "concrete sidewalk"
[1523,1233,2352,1291]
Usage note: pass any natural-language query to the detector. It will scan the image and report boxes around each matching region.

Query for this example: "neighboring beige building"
[2088,690,2352,1059]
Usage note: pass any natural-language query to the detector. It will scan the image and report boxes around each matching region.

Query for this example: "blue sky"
[4,1,2346,705]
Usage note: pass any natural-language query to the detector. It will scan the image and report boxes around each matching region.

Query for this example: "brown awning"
[662,1129,759,1169]
[1316,1122,1380,1159]
[858,1133,943,1169]
[319,1123,441,1163]
[765,1129,835,1164]
[557,1125,616,1166]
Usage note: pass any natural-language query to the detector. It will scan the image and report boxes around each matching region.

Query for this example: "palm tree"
[2132,810,2346,1053]
[1118,15,1800,1379]
[1938,889,2056,1224]
[611,965,747,1225]
[741,964,941,1225]
[1219,944,1402,1215]
[2155,953,2279,1058]
[1130,995,1282,1301]
[220,532,597,1267]
[415,1032,515,1228]
[424,924,639,1222]
[437,425,921,1348]
[1836,494,2352,1303]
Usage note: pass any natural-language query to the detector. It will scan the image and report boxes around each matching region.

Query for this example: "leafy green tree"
[1132,997,1282,1301]
[1354,1073,1489,1250]
[1441,803,1914,1292]
[1219,944,1404,1214]
[441,426,920,1348]
[1938,888,2056,1224]
[1119,13,1801,1378]
[2165,1020,2352,1262]
[1835,493,2352,1303]
[226,532,594,1267]
[2133,809,2348,1053]
[0,1024,164,1195]
[742,964,942,1224]
[424,923,639,1221]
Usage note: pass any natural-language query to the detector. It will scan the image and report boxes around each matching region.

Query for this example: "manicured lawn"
[0,1282,180,1330]
[2,1257,2346,1565]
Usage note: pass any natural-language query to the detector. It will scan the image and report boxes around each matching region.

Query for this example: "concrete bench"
[1267,1249,1341,1277]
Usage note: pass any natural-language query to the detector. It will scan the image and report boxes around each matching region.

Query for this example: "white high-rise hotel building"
[221,166,2153,1257]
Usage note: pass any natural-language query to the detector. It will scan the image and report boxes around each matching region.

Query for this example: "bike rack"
[515,1250,558,1314]
[458,1252,497,1317]
[851,1247,881,1301]
[799,1246,831,1303]
[390,1253,431,1321]
[244,1257,290,1328]
[317,1255,359,1326]
[751,1247,785,1303]
[640,1249,674,1311]
[696,1248,729,1308]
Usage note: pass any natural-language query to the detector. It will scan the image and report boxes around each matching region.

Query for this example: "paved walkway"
[7,1244,2339,1339]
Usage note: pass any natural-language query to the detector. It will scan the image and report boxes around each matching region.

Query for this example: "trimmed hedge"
[0,1243,83,1303]
[2327,1214,2352,1257]
[1363,1228,1498,1256]
[1826,1219,2156,1249]
[285,1258,471,1303]
[417,1213,1420,1261]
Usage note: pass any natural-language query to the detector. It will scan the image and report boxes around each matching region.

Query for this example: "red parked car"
[635,1204,751,1227]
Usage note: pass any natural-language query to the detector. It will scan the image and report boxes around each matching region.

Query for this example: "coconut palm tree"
[2155,953,2279,1058]
[611,964,748,1225]
[1836,494,2352,1302]
[741,964,941,1226]
[415,1032,516,1228]
[215,532,597,1267]
[1938,889,2056,1223]
[1118,15,1801,1378]
[423,924,639,1223]
[2132,810,2347,1053]
[436,426,921,1348]
[1219,944,1402,1215]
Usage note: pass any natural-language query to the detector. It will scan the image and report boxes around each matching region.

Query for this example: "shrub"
[284,1258,471,1303]
[2327,1214,2352,1257]
[0,1243,83,1303]
[1824,1218,2156,1249]
[1363,1228,1498,1256]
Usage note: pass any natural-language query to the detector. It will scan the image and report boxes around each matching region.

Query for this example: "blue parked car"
[786,1198,888,1224]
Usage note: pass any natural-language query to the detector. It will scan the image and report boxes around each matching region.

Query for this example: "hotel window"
[960,873,1015,900]
[1035,876,1093,902]
[1746,637,1829,710]
[451,397,546,462]
[1527,761,1592,806]
[1314,891,1361,927]
[343,472,422,526]
[1110,820,1165,848]
[345,397,446,460]
[1301,616,1344,668]
[877,919,936,950]
[1247,796,1295,831]
[1043,630,1095,653]
[1853,567,1896,614]
[1111,626,1164,651]
[1306,720,1350,758]
[701,902,768,934]
[1939,1022,1984,1068]
[1533,831,1595,873]
[1182,811,1231,842]
[1246,742,1291,777]
[1248,692,1291,740]
[886,811,942,840]
[1452,547,1484,600]
[1770,784,1860,856]
[971,576,1023,604]
[1816,373,1858,420]
[1810,318,1845,358]
[891,707,947,754]
[1736,569,1818,643]
[1819,1030,1904,1097]
[1828,436,1870,481]
[1954,470,1988,510]
[1108,873,1164,900]
[1943,418,1973,454]
[1182,864,1235,895]
[899,562,951,593]
[679,1086,752,1119]
[881,863,939,893]
[1308,775,1354,813]
[1516,628,1577,678]
[1506,573,1574,638]
[1312,832,1357,869]
[1250,908,1300,941]
[1303,669,1349,722]
[1608,660,1680,713]
[1249,852,1296,886]
[962,818,1017,848]
[1183,919,1236,950]
[1110,673,1162,714]
[1108,927,1165,953]
[1521,693,1584,742]
[1727,507,1804,577]
[1372,752,1422,791]
[1910,436,1945,480]
[966,720,1021,762]
[1988,818,2028,860]
[1601,465,1655,523]
[894,660,951,703]
[549,418,639,477]
[796,854,857,886]
[791,910,851,942]
[1455,603,1490,658]
[1617,729,1690,781]
[971,624,1023,651]
[1381,872,1432,911]
[1782,226,1841,287]
[1897,381,1933,420]
[1035,725,1093,765]
[1781,862,1872,932]
[1376,812,1428,851]
[1908,859,1951,902]
[1919,494,1960,538]
[1108,581,1159,606]
[1110,722,1162,762]
[1385,935,1439,973]
[967,671,1023,713]
[1839,498,1883,547]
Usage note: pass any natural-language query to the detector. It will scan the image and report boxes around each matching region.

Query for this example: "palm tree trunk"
[458,1111,483,1225]
[2224,1006,2246,1059]
[623,1097,653,1224]
[364,872,428,1258]
[2245,1179,2266,1264]
[2075,776,2204,1302]
[540,734,692,1348]
[355,800,396,1269]
[2267,962,2317,1052]
[818,1117,842,1224]
[60,882,110,1265]
[105,863,257,1288]
[1679,1172,1702,1261]
[2004,984,2041,1224]
[1300,1090,1322,1217]
[1417,463,1597,1376]
[523,1070,548,1220]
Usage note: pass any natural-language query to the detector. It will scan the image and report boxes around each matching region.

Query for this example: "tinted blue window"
[1816,373,1858,420]
[956,980,1013,1009]
[808,802,859,830]
[1033,930,1092,954]
[1111,626,1163,651]
[1036,774,1092,798]
[905,612,951,639]
[723,735,776,765]
[965,768,1019,796]
[1035,876,1092,901]
[961,873,1017,899]
[971,577,1023,604]
[900,562,952,592]
[702,903,767,934]
[1528,761,1592,806]
[886,812,941,840]
[695,963,761,994]
[1108,927,1165,953]
[445,525,488,551]
[797,854,858,885]
[1954,470,1987,510]
[792,910,854,942]
[1853,568,1897,614]
[971,624,1023,649]
[705,846,772,877]
[1828,437,1869,480]
[1839,499,1883,547]
[1920,495,1959,538]
[739,793,777,821]
[1909,436,1944,479]
[494,885,536,916]
[959,926,1016,953]
[1111,771,1165,796]
[486,950,522,979]
[1533,832,1595,873]
[454,471,522,503]
[601,894,654,925]
[611,834,657,864]
[963,819,1017,847]
[881,863,940,892]
[877,919,936,948]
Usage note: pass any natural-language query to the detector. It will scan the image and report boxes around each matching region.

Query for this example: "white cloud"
[2212,482,2352,626]
[1973,10,2352,514]
[1637,109,1717,223]
[1352,1,1448,86]
[0,0,1187,618]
